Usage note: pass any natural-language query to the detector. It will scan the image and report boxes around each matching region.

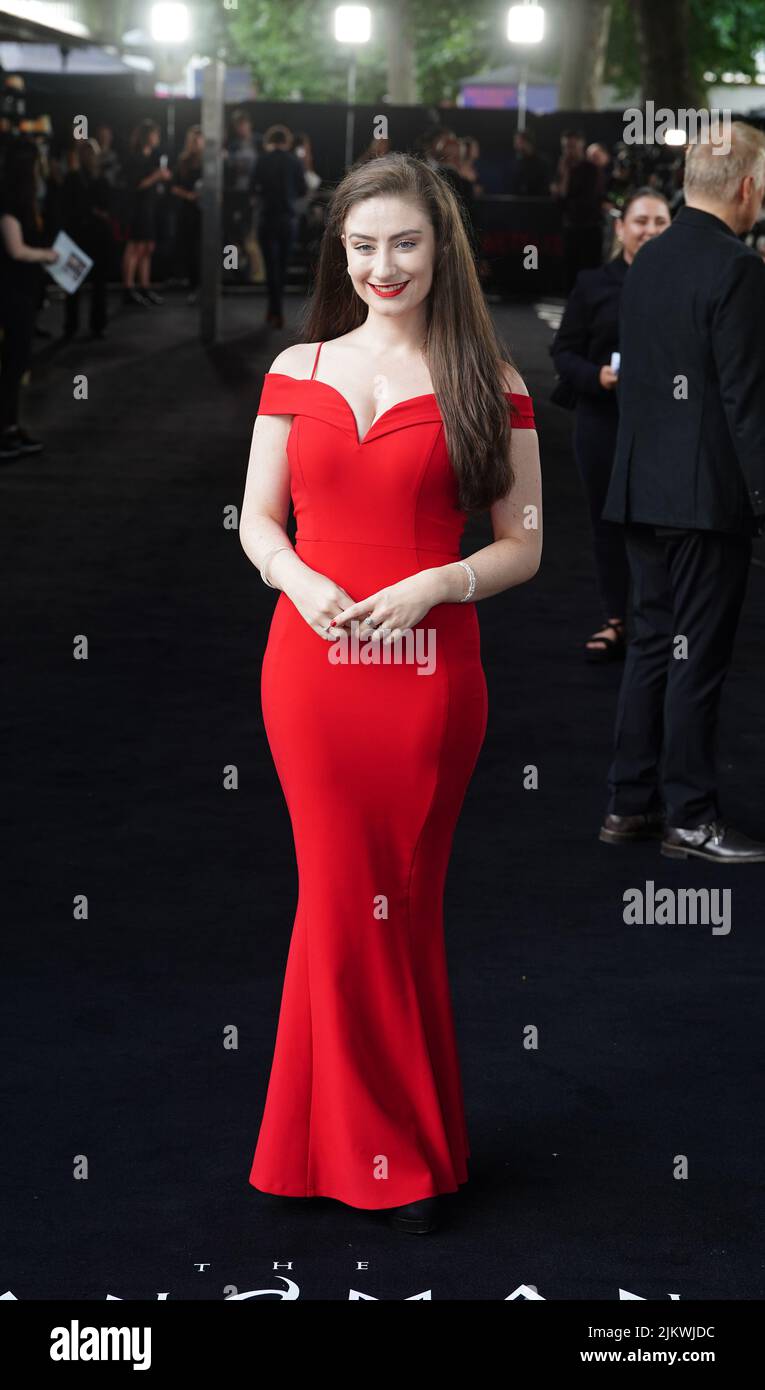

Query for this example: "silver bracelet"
[261,546,292,589]
[458,559,476,602]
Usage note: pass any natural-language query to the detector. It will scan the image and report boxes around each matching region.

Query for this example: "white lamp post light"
[334,6,371,170]
[150,2,191,44]
[507,3,545,133]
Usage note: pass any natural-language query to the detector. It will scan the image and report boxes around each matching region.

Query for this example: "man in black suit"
[599,120,765,863]
[252,126,307,328]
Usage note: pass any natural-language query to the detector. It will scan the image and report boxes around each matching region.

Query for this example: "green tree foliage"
[607,0,765,98]
[227,0,504,103]
[227,0,765,103]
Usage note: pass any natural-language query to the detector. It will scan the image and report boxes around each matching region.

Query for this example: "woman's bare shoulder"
[267,342,322,380]
[498,360,529,396]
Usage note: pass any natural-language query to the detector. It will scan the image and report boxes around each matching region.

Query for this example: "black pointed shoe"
[661,822,765,864]
[599,810,665,844]
[387,1196,440,1234]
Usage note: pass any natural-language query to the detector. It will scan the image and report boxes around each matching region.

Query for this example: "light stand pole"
[507,3,545,136]
[517,57,528,132]
[345,49,357,170]
[200,58,225,345]
[334,7,371,173]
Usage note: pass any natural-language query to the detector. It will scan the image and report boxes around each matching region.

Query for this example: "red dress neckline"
[262,372,534,447]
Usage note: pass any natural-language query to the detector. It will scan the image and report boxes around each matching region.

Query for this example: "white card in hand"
[45,231,93,295]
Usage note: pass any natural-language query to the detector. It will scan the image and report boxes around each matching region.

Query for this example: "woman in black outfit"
[122,119,171,306]
[550,187,671,661]
[171,125,203,302]
[0,139,58,460]
[61,137,113,338]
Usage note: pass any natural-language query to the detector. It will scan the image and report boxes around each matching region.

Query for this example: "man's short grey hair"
[684,119,765,200]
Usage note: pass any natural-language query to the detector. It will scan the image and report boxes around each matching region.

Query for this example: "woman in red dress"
[240,153,542,1233]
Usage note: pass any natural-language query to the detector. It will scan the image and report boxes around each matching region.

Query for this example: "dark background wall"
[18,75,633,185]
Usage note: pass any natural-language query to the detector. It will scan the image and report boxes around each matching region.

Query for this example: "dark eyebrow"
[347,228,423,240]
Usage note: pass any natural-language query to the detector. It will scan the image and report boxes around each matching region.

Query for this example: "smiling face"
[617,195,671,261]
[340,196,436,314]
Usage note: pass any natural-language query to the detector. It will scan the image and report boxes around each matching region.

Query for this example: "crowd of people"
[2,89,764,465]
[1,85,764,866]
[0,107,492,459]
[0,108,326,457]
[547,122,765,663]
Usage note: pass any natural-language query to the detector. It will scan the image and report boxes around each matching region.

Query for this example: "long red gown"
[249,340,536,1208]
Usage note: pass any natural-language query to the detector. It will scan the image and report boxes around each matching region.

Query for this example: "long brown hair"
[178,123,203,176]
[298,152,516,513]
[130,118,160,153]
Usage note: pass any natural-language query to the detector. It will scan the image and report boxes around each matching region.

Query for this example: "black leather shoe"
[0,427,42,458]
[599,810,664,844]
[661,822,765,864]
[387,1196,440,1233]
[0,430,22,461]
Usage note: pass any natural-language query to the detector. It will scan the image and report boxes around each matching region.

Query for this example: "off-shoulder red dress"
[249,340,536,1208]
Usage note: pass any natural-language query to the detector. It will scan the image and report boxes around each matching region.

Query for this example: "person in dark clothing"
[458,135,484,195]
[60,138,113,338]
[253,125,307,327]
[426,129,480,264]
[122,119,171,306]
[603,148,636,217]
[0,139,58,460]
[552,130,606,291]
[550,189,671,661]
[224,110,259,274]
[508,131,549,196]
[599,122,765,863]
[94,123,122,188]
[171,124,203,301]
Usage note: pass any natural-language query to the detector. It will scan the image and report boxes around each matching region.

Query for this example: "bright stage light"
[507,4,545,45]
[334,6,371,44]
[150,3,191,44]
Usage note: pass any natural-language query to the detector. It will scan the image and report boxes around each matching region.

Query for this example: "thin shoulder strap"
[309,341,324,380]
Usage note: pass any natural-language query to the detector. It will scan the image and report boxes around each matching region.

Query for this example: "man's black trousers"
[606,522,751,827]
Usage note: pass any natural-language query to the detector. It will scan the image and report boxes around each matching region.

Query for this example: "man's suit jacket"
[252,148,307,217]
[602,205,765,532]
